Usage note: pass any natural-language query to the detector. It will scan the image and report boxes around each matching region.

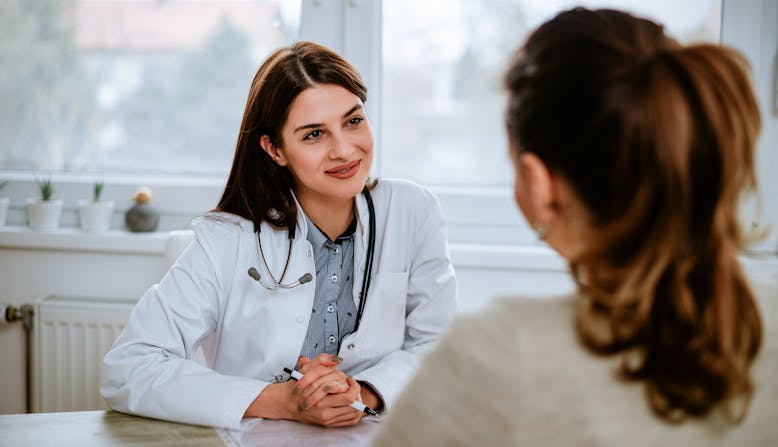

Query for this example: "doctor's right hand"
[243,354,360,427]
[296,354,351,403]
[294,354,362,426]
[293,376,364,427]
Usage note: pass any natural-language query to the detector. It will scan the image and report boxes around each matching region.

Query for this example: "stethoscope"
[248,188,376,331]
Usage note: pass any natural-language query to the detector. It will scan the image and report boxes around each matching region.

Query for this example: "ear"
[517,152,558,227]
[260,135,288,166]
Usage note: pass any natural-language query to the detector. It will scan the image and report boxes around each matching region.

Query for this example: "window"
[0,0,301,176]
[380,0,721,187]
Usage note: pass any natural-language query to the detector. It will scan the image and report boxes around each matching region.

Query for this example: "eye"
[346,116,364,127]
[303,129,323,141]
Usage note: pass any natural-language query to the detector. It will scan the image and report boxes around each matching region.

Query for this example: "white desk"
[0,410,379,447]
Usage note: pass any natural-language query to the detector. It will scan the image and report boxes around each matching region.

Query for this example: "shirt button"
[328,335,336,344]
[347,343,355,350]
[333,246,339,254]
[331,274,338,283]
[327,304,335,313]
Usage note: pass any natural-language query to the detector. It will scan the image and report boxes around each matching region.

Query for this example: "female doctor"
[100,41,458,429]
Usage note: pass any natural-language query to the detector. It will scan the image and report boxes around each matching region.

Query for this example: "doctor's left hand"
[295,376,364,427]
[242,371,359,427]
[298,354,382,414]
[296,354,350,408]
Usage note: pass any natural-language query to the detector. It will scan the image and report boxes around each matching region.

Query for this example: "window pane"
[381,0,721,187]
[0,0,300,176]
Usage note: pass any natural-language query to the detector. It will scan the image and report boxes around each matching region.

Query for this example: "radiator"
[33,296,135,413]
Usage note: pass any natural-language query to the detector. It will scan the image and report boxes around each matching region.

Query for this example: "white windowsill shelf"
[0,226,171,255]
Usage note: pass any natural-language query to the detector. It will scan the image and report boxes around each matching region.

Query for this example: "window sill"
[449,243,567,271]
[0,225,171,255]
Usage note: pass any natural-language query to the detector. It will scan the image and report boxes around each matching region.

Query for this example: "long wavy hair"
[504,8,763,423]
[216,42,368,232]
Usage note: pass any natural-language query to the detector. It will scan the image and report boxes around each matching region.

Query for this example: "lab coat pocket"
[360,272,409,359]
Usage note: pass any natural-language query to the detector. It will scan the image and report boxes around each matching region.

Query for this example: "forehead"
[285,84,362,128]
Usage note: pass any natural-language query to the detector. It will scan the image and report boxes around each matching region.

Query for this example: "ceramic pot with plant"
[27,177,63,230]
[125,187,159,232]
[79,181,114,233]
[0,181,9,226]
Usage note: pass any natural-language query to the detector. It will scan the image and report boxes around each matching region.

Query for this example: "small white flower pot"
[27,199,63,230]
[0,197,9,226]
[79,199,115,233]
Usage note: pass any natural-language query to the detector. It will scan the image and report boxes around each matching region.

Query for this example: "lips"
[325,160,361,179]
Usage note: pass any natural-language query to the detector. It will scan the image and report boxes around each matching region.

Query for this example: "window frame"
[339,0,778,253]
[1,0,775,256]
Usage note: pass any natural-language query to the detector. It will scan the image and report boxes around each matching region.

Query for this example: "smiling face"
[261,83,373,209]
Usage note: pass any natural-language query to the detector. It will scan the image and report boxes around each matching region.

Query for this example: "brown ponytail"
[505,8,762,423]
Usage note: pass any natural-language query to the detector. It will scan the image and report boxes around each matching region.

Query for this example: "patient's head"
[504,7,763,423]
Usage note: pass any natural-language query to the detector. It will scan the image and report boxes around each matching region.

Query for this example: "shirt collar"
[306,214,357,249]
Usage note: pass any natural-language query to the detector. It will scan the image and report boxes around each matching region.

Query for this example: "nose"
[328,129,351,159]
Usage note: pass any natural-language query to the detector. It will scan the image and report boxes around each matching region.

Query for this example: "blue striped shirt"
[298,217,358,360]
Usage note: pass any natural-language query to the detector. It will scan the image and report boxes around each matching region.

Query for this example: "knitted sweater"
[370,257,778,446]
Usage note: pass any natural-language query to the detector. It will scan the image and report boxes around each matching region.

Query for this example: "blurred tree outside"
[0,0,101,171]
[110,19,255,175]
[0,0,288,177]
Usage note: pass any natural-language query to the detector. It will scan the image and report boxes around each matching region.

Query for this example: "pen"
[282,367,379,416]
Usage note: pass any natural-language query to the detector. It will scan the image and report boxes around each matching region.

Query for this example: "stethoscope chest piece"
[248,227,312,290]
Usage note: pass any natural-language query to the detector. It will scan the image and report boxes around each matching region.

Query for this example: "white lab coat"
[100,179,458,429]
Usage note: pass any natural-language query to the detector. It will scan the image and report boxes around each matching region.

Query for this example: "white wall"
[721,0,778,253]
[0,229,170,414]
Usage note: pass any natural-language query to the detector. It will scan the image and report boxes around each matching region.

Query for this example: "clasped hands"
[246,353,377,427]
[290,353,365,427]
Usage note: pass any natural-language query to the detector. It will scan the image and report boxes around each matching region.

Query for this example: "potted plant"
[79,181,114,233]
[27,176,63,230]
[0,181,9,226]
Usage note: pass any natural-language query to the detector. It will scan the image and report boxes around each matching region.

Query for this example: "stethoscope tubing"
[354,188,375,332]
[250,188,376,326]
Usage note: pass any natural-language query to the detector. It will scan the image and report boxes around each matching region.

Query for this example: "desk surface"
[0,410,379,447]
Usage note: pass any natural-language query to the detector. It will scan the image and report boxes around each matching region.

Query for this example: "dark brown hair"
[216,41,367,232]
[505,8,763,423]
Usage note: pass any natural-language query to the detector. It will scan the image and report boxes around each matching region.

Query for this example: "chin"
[344,179,369,197]
[323,179,367,200]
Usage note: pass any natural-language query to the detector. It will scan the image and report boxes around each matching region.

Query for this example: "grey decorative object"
[125,187,159,232]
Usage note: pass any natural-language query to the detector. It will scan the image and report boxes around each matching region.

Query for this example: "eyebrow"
[293,104,363,134]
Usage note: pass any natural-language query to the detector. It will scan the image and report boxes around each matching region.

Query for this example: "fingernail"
[298,402,305,412]
[332,355,343,363]
[292,386,300,395]
[323,385,331,392]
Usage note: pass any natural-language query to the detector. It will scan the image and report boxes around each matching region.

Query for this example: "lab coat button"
[347,343,355,350]
[274,374,284,383]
